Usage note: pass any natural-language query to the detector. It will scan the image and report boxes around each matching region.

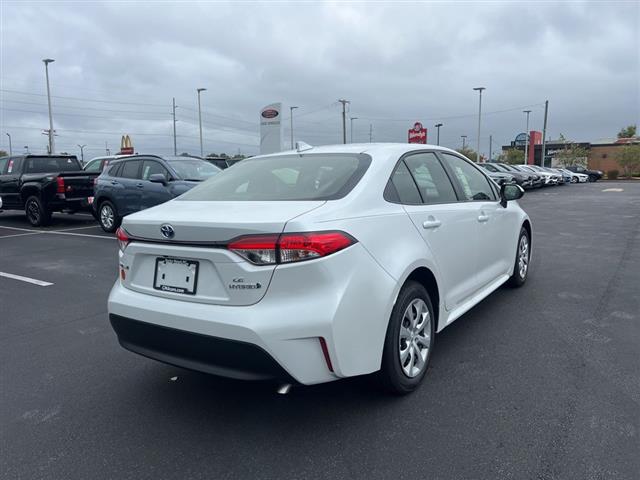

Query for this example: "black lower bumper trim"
[109,314,295,382]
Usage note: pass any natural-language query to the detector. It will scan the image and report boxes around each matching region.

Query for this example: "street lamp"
[196,88,207,157]
[523,110,532,165]
[43,58,55,155]
[350,117,358,143]
[290,106,298,149]
[77,144,86,164]
[435,123,443,146]
[473,87,486,162]
[5,133,12,156]
[461,135,467,149]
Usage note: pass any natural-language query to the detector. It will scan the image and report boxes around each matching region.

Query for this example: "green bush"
[607,170,619,179]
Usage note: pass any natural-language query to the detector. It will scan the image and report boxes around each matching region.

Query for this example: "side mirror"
[148,173,167,185]
[500,183,524,207]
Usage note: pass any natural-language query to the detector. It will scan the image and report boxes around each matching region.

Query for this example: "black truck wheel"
[25,196,52,227]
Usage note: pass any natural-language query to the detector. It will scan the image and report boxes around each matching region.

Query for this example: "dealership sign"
[408,122,427,144]
[260,103,283,154]
[514,132,528,147]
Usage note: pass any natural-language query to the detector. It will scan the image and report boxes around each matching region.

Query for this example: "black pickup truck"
[0,155,99,226]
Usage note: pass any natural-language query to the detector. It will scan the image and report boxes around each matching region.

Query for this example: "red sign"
[408,122,427,144]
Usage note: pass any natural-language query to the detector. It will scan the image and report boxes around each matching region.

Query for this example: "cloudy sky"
[1,1,638,160]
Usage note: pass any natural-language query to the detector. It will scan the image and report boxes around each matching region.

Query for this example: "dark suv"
[565,165,603,182]
[92,155,220,232]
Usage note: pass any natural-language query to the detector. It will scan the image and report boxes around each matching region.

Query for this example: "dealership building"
[502,131,638,171]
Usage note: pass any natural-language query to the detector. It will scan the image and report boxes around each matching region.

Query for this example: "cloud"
[1,1,638,158]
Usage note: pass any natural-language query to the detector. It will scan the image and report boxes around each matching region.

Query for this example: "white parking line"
[0,232,44,239]
[0,225,113,240]
[56,225,103,232]
[0,272,54,286]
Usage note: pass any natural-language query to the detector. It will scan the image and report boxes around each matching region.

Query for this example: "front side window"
[84,159,103,172]
[403,153,457,204]
[178,153,371,201]
[120,160,142,179]
[0,157,8,174]
[142,160,169,180]
[441,153,496,201]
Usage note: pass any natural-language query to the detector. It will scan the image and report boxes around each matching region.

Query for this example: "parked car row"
[478,162,598,188]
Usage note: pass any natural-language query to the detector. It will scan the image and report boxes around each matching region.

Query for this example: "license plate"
[153,257,199,295]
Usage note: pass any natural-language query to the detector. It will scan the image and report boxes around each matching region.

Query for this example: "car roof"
[256,142,461,160]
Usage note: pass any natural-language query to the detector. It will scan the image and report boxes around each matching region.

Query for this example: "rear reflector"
[318,337,334,372]
[228,231,356,265]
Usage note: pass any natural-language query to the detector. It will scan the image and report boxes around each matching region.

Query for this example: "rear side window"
[24,156,80,173]
[120,160,142,179]
[0,157,8,174]
[84,159,103,172]
[404,153,457,204]
[178,153,371,201]
[385,161,422,204]
[441,153,496,201]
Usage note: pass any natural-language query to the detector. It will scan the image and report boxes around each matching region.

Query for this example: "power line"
[0,89,168,107]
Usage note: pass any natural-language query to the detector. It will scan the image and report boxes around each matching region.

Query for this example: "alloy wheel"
[518,235,529,279]
[398,298,431,378]
[100,204,114,230]
[27,200,40,224]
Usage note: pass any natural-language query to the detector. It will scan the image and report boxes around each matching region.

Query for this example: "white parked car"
[555,167,588,183]
[108,144,532,393]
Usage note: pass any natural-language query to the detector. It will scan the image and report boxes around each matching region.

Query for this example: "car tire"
[571,177,577,183]
[379,281,435,395]
[588,174,597,182]
[507,227,530,288]
[98,200,120,233]
[25,195,52,227]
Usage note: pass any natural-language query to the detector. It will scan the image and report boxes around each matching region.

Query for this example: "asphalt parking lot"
[1,182,639,480]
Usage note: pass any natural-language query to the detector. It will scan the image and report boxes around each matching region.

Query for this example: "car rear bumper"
[107,243,397,385]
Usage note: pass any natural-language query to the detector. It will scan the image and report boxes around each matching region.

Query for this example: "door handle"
[110,181,118,186]
[477,214,490,223]
[422,217,442,229]
[136,183,144,188]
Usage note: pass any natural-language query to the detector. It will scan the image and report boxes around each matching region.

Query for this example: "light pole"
[338,99,350,144]
[435,123,443,146]
[5,133,12,156]
[523,110,532,165]
[350,117,358,143]
[77,144,86,164]
[43,58,55,154]
[290,106,298,149]
[461,135,467,149]
[473,87,486,162]
[197,88,207,157]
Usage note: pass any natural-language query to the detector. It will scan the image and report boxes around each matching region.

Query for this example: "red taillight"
[319,337,334,372]
[56,177,65,194]
[115,227,130,252]
[227,231,356,265]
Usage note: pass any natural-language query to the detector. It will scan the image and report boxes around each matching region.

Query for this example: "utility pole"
[461,135,467,149]
[473,87,486,162]
[5,133,11,156]
[350,117,358,143]
[540,100,549,166]
[290,106,298,149]
[338,99,350,144]
[488,135,493,162]
[523,110,531,165]
[77,144,86,164]
[435,123,443,146]
[43,59,55,154]
[197,88,207,157]
[105,141,110,156]
[172,97,177,156]
[369,124,373,143]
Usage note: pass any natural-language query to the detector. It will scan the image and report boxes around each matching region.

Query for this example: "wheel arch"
[403,266,441,332]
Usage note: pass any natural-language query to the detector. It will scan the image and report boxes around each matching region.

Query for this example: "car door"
[439,152,513,290]
[0,157,23,208]
[139,159,173,210]
[116,159,143,215]
[391,151,480,311]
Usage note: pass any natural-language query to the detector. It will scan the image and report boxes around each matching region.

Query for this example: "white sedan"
[108,143,532,394]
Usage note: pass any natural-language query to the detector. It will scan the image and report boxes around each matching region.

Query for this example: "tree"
[555,134,589,167]
[616,144,640,177]
[455,146,478,162]
[0,150,8,157]
[497,149,525,165]
[617,125,637,139]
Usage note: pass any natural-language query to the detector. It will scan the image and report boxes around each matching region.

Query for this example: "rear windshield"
[177,153,371,201]
[24,156,81,173]
[167,159,221,181]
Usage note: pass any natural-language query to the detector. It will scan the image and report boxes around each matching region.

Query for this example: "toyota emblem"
[160,224,175,239]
